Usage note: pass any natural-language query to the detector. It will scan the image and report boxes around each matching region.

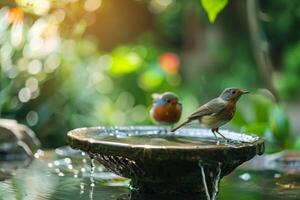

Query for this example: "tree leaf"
[201,0,228,23]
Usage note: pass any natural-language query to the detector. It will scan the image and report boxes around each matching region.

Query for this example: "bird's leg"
[215,128,228,140]
[211,128,218,139]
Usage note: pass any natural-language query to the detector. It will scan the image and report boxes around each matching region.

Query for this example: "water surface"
[72,127,259,149]
[0,148,299,200]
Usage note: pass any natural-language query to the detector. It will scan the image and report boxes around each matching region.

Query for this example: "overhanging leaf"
[201,0,228,23]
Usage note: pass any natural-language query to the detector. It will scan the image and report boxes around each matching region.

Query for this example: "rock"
[0,119,40,160]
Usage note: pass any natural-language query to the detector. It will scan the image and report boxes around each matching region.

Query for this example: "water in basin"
[72,126,260,148]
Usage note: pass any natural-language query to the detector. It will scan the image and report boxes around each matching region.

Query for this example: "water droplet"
[274,173,281,178]
[67,164,73,170]
[64,158,72,164]
[80,182,85,194]
[90,158,95,187]
[58,172,64,177]
[34,149,44,158]
[54,160,60,166]
[239,173,251,181]
[90,158,96,200]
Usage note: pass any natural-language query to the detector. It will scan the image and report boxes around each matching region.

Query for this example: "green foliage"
[232,90,294,153]
[270,106,290,142]
[200,0,228,23]
[293,135,300,150]
[260,1,300,100]
[277,42,300,99]
[241,123,269,137]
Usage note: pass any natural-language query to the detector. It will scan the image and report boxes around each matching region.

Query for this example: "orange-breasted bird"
[171,88,249,139]
[150,92,182,125]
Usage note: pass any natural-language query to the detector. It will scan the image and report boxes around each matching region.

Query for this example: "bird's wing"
[188,98,226,120]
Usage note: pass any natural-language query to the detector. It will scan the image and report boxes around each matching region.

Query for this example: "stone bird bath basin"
[67,126,264,199]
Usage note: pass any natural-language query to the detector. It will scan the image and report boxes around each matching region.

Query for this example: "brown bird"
[150,92,182,125]
[171,88,249,139]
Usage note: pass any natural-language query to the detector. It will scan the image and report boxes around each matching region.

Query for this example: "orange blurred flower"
[159,52,180,75]
[8,7,24,25]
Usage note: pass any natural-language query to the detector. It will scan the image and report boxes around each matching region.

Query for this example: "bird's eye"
[231,90,236,94]
[167,100,171,103]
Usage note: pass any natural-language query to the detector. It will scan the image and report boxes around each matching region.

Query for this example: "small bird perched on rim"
[150,92,182,125]
[171,88,249,139]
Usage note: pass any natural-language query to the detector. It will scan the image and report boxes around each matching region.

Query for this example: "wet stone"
[0,119,40,180]
[0,119,40,158]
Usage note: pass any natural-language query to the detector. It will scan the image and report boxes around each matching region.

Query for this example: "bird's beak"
[241,90,250,95]
[171,99,178,105]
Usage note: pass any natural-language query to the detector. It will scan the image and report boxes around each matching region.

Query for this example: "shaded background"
[0,0,299,152]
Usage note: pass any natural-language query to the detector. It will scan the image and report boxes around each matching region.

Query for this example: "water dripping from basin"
[90,157,95,200]
[199,161,222,200]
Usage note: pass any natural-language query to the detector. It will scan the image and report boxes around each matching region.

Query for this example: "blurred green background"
[0,0,299,152]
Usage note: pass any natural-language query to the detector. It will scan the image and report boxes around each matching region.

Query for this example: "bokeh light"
[18,87,31,102]
[26,77,39,92]
[109,51,142,75]
[159,52,180,75]
[138,67,164,91]
[148,0,174,13]
[84,0,102,12]
[28,59,42,74]
[26,110,39,126]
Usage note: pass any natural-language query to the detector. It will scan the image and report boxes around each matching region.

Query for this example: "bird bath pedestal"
[67,126,264,199]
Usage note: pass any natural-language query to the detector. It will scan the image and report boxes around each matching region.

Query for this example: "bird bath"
[67,126,264,199]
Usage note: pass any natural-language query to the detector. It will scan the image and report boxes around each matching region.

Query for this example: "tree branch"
[247,0,279,102]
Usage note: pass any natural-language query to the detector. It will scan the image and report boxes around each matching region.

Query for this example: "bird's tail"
[171,119,191,132]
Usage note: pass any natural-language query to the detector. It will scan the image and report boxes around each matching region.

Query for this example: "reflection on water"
[1,147,300,200]
[0,148,129,200]
[220,169,300,200]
